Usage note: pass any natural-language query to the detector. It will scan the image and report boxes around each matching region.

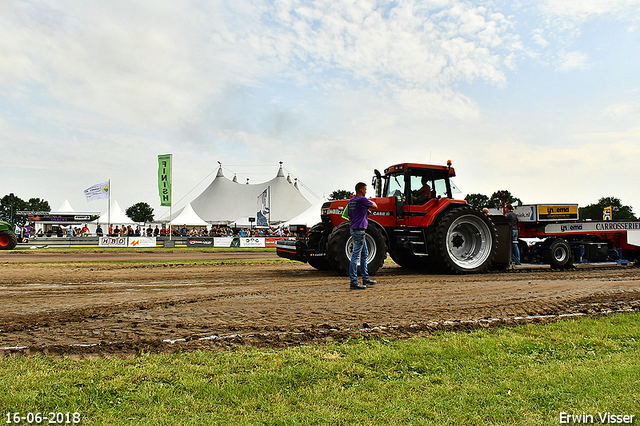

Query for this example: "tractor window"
[433,179,449,198]
[384,173,404,198]
[410,175,434,204]
[409,172,454,204]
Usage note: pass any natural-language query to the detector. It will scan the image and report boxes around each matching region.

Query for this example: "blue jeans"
[349,229,370,285]
[511,229,521,265]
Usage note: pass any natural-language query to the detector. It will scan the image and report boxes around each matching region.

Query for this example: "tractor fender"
[417,199,468,229]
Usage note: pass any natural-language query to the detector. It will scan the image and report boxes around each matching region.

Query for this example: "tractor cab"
[372,162,461,221]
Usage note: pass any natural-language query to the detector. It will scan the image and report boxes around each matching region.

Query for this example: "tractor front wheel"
[327,221,386,276]
[306,222,332,271]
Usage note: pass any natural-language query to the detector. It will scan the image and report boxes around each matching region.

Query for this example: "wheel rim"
[345,233,377,266]
[445,215,492,270]
[553,246,568,263]
[0,235,9,246]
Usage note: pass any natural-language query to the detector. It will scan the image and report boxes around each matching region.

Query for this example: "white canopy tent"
[96,200,136,225]
[54,199,76,213]
[170,202,208,227]
[162,163,312,224]
[281,196,326,228]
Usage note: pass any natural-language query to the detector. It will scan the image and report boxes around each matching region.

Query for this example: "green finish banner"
[158,154,172,206]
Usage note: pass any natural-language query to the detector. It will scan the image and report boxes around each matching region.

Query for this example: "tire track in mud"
[1,257,639,357]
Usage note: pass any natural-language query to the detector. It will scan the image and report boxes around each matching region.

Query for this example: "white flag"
[84,181,110,202]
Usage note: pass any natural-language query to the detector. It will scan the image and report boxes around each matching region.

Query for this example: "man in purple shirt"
[348,182,378,289]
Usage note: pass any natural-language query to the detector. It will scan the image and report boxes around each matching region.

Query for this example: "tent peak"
[55,199,75,213]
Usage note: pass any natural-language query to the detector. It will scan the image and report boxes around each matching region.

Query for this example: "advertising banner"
[264,237,280,247]
[214,237,238,247]
[99,236,128,247]
[545,221,640,234]
[514,205,536,222]
[158,154,172,207]
[257,187,270,226]
[537,205,578,221]
[187,237,214,247]
[239,237,266,248]
[128,237,156,248]
[27,213,98,223]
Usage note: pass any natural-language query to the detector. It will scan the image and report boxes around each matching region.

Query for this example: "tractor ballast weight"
[277,162,502,275]
[0,220,18,250]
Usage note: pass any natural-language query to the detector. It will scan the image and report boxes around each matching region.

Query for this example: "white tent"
[96,200,136,225]
[170,202,208,226]
[282,196,326,228]
[229,217,255,228]
[54,199,75,213]
[164,163,312,223]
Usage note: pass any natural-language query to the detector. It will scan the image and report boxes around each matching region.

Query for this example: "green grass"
[1,313,638,425]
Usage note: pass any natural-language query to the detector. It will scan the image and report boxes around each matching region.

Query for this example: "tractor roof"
[383,163,456,177]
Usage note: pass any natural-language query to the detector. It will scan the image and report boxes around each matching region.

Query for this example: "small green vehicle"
[0,220,17,250]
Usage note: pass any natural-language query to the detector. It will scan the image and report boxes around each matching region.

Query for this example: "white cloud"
[263,0,518,90]
[531,29,550,47]
[539,0,640,25]
[555,50,590,71]
[600,101,640,120]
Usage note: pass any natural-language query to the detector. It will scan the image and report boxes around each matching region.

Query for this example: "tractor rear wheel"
[429,206,497,274]
[306,222,331,271]
[0,230,18,250]
[327,221,386,276]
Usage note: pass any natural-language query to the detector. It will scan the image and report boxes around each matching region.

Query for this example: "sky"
[2,0,640,219]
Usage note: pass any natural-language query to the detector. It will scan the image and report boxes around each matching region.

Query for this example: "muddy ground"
[1,250,639,358]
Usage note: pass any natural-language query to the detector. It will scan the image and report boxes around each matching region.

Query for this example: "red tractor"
[277,162,505,274]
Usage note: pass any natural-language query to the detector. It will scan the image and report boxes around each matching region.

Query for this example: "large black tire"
[306,222,332,271]
[0,230,18,250]
[326,221,387,276]
[428,206,497,274]
[542,238,573,268]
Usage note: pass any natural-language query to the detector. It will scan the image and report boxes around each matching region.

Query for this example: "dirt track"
[1,250,639,358]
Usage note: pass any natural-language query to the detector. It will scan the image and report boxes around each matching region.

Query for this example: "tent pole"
[268,185,271,227]
[108,178,111,232]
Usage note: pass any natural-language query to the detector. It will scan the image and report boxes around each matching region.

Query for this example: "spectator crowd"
[16,223,295,239]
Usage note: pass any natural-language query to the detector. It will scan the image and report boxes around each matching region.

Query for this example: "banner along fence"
[17,236,291,248]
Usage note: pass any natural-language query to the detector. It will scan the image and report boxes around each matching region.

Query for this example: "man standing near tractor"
[347,182,378,289]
